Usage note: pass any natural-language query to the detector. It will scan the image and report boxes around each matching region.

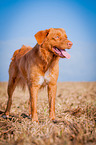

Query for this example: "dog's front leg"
[48,83,57,120]
[28,84,39,122]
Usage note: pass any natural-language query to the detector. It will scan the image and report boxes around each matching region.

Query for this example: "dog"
[4,28,73,122]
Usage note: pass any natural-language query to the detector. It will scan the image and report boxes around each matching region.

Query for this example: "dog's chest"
[38,70,51,86]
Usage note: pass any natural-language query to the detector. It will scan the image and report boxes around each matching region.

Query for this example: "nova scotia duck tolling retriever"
[4,28,73,122]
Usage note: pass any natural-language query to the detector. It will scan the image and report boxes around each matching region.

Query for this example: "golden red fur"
[11,45,32,61]
[5,28,73,122]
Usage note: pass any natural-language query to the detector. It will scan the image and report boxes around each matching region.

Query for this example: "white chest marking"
[38,70,50,85]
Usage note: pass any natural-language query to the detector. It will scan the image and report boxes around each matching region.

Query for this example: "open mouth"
[53,47,71,59]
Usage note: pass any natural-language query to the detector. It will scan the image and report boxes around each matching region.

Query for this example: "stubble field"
[0,82,96,145]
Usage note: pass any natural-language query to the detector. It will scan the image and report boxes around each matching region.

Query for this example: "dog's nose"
[67,42,73,47]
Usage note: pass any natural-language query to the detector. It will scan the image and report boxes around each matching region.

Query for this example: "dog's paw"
[1,114,8,119]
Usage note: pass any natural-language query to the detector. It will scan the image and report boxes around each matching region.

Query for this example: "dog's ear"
[34,29,49,45]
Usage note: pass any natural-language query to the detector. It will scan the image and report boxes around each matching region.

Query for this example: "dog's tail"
[11,45,32,61]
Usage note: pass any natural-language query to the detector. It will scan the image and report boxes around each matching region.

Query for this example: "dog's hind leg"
[5,71,19,117]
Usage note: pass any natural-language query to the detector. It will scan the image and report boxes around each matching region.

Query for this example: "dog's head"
[35,28,73,59]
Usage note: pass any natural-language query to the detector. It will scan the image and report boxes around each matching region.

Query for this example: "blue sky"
[0,0,96,81]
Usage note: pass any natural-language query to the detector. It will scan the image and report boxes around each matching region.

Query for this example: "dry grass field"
[0,82,96,145]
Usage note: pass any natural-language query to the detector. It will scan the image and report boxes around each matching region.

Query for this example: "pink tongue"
[61,50,71,59]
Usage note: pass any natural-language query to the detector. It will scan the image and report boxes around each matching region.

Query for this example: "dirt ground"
[0,82,96,145]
